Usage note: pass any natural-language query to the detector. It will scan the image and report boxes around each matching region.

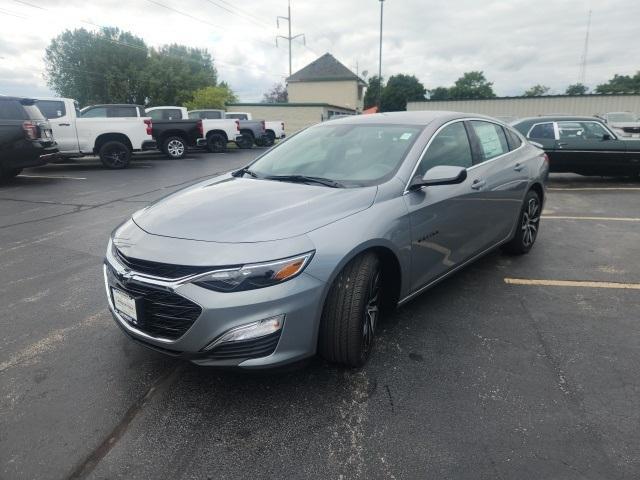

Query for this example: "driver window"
[415,122,472,177]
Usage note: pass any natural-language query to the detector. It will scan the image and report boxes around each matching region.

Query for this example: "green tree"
[184,83,238,110]
[428,87,451,100]
[380,74,426,112]
[595,72,640,94]
[262,83,288,103]
[45,27,148,106]
[449,71,496,99]
[363,75,383,109]
[523,84,550,97]
[565,83,589,95]
[144,44,217,106]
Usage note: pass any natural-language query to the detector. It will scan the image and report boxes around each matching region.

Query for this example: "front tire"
[265,131,276,146]
[206,134,226,153]
[237,134,254,149]
[99,141,131,169]
[0,167,22,181]
[503,189,541,255]
[162,136,186,159]
[319,253,382,368]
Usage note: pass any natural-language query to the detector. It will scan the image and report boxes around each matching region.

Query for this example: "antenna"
[578,9,592,85]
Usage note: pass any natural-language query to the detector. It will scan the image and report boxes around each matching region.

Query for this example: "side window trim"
[526,122,559,140]
[463,120,483,165]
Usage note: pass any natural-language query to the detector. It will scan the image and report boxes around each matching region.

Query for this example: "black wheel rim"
[210,136,224,152]
[521,197,540,247]
[104,146,126,167]
[361,269,381,361]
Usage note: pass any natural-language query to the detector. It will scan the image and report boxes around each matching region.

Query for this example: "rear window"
[37,100,66,119]
[148,109,182,120]
[528,123,555,139]
[226,113,247,120]
[107,106,138,117]
[0,99,27,120]
[505,128,522,150]
[82,107,107,118]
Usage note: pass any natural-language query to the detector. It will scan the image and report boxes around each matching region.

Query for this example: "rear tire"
[265,131,276,146]
[502,189,541,255]
[99,141,131,169]
[162,136,186,159]
[206,134,226,153]
[319,253,382,368]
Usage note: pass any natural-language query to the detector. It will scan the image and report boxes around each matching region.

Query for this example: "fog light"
[203,314,284,351]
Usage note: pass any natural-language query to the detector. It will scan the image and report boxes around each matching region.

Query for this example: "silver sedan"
[104,111,548,369]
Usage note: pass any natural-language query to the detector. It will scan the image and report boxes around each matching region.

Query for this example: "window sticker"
[400,132,413,140]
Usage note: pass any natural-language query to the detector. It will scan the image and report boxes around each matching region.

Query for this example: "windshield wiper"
[233,166,259,178]
[264,175,345,188]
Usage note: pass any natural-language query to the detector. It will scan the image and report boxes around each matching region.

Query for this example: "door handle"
[557,142,568,147]
[514,163,524,172]
[471,179,486,190]
[58,123,71,126]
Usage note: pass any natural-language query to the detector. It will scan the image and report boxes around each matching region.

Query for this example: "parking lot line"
[548,187,640,191]
[542,215,640,222]
[18,174,87,180]
[505,278,640,290]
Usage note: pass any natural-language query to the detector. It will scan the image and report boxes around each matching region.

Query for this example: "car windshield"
[607,113,637,122]
[248,123,422,187]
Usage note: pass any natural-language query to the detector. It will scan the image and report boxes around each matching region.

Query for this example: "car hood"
[133,175,377,242]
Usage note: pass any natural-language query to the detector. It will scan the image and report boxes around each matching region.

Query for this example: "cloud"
[0,0,638,102]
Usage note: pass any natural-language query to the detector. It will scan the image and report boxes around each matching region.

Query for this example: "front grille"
[115,248,214,279]
[622,127,640,133]
[113,279,202,340]
[207,331,281,360]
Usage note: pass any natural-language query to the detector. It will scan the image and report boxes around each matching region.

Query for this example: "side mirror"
[409,165,467,190]
[602,134,612,141]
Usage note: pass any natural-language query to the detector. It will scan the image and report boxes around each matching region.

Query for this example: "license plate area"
[112,288,139,324]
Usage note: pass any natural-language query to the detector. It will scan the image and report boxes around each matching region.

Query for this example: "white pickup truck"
[226,112,286,143]
[35,97,156,169]
[146,106,242,152]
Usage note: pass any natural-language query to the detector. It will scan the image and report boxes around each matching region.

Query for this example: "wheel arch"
[529,181,545,206]
[94,133,133,153]
[206,129,228,142]
[160,131,188,143]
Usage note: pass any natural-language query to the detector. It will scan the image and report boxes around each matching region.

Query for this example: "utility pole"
[578,9,592,85]
[378,0,384,108]
[277,0,306,77]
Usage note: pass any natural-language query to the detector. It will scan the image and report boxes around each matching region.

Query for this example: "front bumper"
[103,253,326,368]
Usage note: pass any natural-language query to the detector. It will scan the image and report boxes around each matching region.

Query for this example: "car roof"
[0,96,35,103]
[323,110,501,126]
[514,115,603,125]
[83,104,143,108]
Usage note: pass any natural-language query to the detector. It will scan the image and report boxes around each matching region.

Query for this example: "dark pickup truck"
[152,119,203,159]
[0,96,58,181]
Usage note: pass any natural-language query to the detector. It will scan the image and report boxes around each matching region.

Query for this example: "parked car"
[598,112,640,139]
[226,112,286,144]
[35,97,156,169]
[104,111,547,369]
[0,96,58,180]
[80,104,146,118]
[152,119,203,159]
[190,110,275,147]
[512,115,640,177]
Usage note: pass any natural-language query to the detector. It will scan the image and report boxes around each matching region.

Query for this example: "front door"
[554,120,632,176]
[404,121,481,292]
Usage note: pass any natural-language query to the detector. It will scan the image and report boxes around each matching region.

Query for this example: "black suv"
[0,96,58,180]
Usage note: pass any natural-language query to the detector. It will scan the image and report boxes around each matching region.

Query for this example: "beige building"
[286,53,367,112]
[228,53,366,133]
[407,94,640,119]
[225,102,357,134]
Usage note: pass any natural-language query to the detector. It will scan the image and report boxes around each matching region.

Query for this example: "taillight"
[543,153,550,165]
[261,120,265,132]
[144,119,152,135]
[235,120,240,132]
[22,121,39,140]
[197,119,203,136]
[281,122,285,131]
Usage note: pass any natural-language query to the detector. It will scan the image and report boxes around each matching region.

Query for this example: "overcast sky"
[0,0,638,103]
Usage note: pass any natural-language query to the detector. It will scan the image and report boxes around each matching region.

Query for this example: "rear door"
[555,120,633,175]
[404,120,479,291]
[467,120,527,246]
[38,99,79,153]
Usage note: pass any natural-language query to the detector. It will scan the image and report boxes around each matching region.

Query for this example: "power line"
[216,0,273,28]
[276,0,306,77]
[203,0,274,30]
[0,7,27,19]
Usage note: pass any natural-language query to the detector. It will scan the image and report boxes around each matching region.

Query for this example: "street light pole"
[378,0,384,109]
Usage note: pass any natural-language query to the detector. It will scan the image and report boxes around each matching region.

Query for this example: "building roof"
[287,53,366,85]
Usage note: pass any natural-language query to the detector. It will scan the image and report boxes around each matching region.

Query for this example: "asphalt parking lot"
[1,150,639,480]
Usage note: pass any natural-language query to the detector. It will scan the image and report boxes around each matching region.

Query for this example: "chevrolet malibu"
[104,111,548,368]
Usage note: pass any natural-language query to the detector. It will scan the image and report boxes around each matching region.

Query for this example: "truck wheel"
[266,131,276,146]
[207,134,226,153]
[99,141,131,169]
[318,252,382,368]
[163,136,186,159]
[0,168,22,181]
[237,134,254,149]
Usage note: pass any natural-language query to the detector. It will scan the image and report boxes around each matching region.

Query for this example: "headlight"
[193,252,314,292]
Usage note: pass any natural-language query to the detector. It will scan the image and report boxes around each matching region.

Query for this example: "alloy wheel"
[167,139,185,158]
[361,269,381,360]
[521,197,540,247]
[104,147,126,167]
